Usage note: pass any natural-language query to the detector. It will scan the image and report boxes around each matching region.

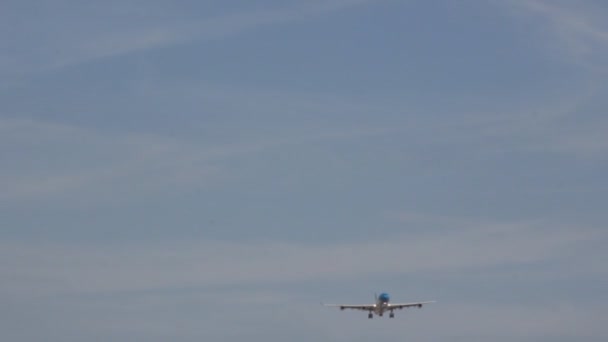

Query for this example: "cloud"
[410,302,606,341]
[0,0,378,75]
[3,86,604,208]
[127,72,608,161]
[502,0,608,72]
[427,82,608,159]
[0,119,222,202]
[0,117,397,204]
[1,216,599,297]
[2,212,604,341]
[529,114,608,159]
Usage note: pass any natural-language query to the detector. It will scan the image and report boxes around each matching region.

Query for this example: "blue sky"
[1,0,607,341]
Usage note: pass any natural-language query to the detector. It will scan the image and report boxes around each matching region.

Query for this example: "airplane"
[323,292,434,319]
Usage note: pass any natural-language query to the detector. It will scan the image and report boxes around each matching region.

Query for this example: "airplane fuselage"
[373,293,392,316]
[373,303,388,315]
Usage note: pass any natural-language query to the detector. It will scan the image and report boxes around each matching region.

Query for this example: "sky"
[1,0,607,341]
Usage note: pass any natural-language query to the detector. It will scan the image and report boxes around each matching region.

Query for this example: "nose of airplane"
[379,293,390,302]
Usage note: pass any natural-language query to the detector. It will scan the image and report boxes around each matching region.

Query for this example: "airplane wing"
[387,301,435,310]
[322,303,375,311]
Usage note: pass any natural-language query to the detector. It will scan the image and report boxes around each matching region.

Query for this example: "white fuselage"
[373,299,390,315]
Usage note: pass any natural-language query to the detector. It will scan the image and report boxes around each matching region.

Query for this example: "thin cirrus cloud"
[0,117,399,203]
[0,0,378,74]
[0,216,598,297]
[502,0,608,72]
[464,84,608,158]
[1,86,605,205]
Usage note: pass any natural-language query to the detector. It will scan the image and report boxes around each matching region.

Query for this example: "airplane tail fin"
[374,293,378,302]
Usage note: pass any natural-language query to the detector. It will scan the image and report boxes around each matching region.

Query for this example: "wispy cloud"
[0,119,221,202]
[411,302,607,340]
[503,0,608,72]
[0,117,396,204]
[129,73,608,161]
[0,0,378,75]
[461,86,608,158]
[1,216,599,297]
[3,211,605,341]
[3,80,603,208]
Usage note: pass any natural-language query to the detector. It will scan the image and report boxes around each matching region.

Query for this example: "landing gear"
[368,312,373,319]
[389,312,395,318]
